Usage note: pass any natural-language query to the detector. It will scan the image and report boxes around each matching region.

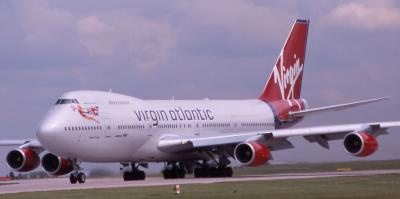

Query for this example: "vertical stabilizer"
[259,19,309,102]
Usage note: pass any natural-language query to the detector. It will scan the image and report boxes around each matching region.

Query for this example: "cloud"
[76,13,177,71]
[76,16,112,35]
[16,1,75,45]
[326,1,400,31]
[175,0,293,56]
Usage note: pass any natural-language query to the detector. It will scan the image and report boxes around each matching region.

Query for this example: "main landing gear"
[162,162,186,179]
[194,163,233,178]
[69,159,86,184]
[193,152,233,178]
[122,162,146,181]
[161,160,233,179]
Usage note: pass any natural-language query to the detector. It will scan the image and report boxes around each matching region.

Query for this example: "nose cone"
[36,109,64,152]
[37,122,57,144]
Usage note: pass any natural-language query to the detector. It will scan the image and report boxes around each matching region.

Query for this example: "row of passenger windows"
[118,125,145,129]
[158,124,192,129]
[241,122,273,127]
[157,123,230,129]
[65,126,102,131]
[64,122,272,132]
[202,123,231,128]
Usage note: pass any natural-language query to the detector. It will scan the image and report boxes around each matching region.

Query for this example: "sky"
[1,0,400,175]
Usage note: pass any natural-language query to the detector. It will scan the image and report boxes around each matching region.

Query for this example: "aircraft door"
[103,118,112,138]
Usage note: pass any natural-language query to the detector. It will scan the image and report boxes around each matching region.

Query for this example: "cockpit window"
[54,99,79,105]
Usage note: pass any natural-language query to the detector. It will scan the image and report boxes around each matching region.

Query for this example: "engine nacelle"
[234,141,271,166]
[41,153,74,176]
[343,132,378,157]
[6,148,40,172]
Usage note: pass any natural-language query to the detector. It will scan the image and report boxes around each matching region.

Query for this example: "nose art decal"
[71,105,99,123]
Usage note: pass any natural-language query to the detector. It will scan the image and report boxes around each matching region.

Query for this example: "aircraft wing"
[289,97,389,118]
[0,139,42,148]
[157,121,400,153]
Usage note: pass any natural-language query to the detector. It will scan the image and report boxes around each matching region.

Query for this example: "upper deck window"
[55,99,79,105]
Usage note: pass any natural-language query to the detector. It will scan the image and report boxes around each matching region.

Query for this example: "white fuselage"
[37,91,277,163]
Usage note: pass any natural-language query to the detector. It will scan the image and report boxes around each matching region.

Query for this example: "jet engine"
[343,132,378,157]
[234,141,271,166]
[6,148,40,172]
[41,153,74,176]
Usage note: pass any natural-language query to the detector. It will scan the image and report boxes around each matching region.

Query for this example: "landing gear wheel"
[123,170,146,181]
[122,162,146,181]
[69,173,77,184]
[162,163,186,179]
[163,169,172,179]
[194,166,233,178]
[77,172,86,183]
[138,170,145,180]
[123,171,130,181]
[224,167,233,177]
[164,168,185,179]
[208,167,216,177]
[194,167,209,178]
[194,168,201,178]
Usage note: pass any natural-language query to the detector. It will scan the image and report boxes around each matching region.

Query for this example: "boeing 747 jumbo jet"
[1,19,399,184]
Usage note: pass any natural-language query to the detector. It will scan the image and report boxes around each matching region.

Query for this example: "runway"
[1,169,400,194]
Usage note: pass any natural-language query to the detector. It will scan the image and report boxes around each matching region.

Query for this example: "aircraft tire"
[77,172,86,183]
[69,173,77,184]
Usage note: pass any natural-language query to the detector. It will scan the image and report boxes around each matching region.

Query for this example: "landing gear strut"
[122,162,146,181]
[163,162,186,179]
[69,159,86,184]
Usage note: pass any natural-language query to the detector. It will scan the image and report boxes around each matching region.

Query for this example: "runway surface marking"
[1,169,399,194]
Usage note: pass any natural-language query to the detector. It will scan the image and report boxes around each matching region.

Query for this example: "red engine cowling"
[234,141,271,166]
[343,132,378,157]
[41,153,74,176]
[6,148,40,172]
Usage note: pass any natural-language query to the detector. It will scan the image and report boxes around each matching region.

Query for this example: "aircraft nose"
[36,122,58,144]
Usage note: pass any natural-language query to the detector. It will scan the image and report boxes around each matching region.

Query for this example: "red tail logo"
[260,19,309,102]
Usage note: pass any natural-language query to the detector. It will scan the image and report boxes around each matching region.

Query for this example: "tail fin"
[259,19,309,102]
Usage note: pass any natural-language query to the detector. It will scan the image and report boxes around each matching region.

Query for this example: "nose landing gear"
[70,172,86,184]
[69,159,86,184]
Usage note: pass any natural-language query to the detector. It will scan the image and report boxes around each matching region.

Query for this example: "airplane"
[1,19,399,184]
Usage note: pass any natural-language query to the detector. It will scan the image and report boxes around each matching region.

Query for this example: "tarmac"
[1,169,400,194]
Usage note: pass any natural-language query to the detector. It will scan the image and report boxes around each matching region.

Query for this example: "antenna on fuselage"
[108,88,112,93]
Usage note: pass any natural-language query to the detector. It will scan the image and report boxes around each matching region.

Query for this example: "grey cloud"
[325,0,400,31]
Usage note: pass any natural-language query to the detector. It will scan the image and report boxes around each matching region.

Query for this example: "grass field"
[234,159,400,175]
[2,174,400,199]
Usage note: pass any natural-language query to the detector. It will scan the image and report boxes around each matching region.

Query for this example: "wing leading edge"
[0,139,42,148]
